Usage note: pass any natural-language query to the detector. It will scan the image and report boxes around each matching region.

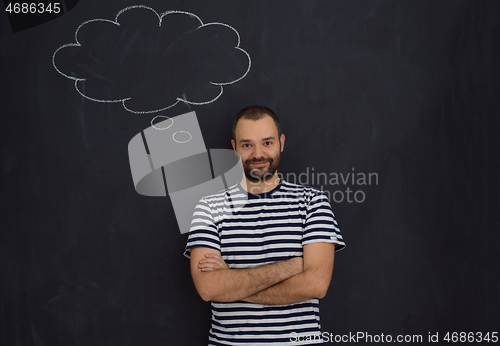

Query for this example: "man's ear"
[280,134,285,152]
[231,139,236,151]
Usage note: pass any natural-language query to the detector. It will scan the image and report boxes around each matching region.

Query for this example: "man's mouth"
[250,161,268,167]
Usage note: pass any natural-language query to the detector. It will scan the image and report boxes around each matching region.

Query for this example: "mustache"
[245,157,273,164]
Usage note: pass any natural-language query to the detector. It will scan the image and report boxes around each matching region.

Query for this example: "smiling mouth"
[251,162,268,166]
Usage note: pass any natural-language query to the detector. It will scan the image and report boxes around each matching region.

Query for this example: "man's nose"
[253,144,263,159]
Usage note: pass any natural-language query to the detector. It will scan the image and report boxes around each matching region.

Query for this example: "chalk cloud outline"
[52,5,251,114]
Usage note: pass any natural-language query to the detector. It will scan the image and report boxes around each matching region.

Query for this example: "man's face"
[231,115,285,184]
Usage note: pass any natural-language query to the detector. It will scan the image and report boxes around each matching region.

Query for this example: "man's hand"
[198,253,229,271]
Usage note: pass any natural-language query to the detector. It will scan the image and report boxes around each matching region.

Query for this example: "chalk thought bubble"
[52,6,251,113]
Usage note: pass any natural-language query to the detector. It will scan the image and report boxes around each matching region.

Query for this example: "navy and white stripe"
[184,179,345,345]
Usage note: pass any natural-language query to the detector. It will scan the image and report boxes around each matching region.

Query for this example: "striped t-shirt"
[184,179,345,346]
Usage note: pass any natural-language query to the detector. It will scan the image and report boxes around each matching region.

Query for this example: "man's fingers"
[201,268,215,272]
[199,257,227,271]
[204,253,222,259]
[200,265,215,271]
[199,262,216,269]
[199,258,223,265]
[199,258,221,264]
[199,264,223,271]
[199,260,224,267]
[199,253,228,271]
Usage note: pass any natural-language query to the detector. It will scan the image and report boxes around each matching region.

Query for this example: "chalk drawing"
[128,111,247,234]
[52,5,251,114]
[172,131,192,143]
[151,115,174,130]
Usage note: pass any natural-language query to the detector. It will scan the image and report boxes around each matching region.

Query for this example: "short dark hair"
[232,105,281,141]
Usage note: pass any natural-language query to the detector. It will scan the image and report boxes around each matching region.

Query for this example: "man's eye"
[264,141,272,146]
[243,144,251,148]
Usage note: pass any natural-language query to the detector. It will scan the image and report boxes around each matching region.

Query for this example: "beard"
[243,151,281,183]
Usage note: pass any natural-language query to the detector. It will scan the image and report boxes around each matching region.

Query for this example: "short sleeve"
[303,190,345,251]
[183,197,221,258]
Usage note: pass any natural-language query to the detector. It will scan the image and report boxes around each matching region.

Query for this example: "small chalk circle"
[172,131,192,143]
[151,116,174,130]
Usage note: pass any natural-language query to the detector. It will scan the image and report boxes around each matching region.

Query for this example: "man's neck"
[241,173,281,194]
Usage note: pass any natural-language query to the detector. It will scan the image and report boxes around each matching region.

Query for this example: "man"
[184,105,345,345]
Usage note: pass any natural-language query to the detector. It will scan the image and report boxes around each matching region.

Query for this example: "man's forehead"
[235,115,278,136]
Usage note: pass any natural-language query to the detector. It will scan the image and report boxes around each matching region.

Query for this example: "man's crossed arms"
[190,243,335,305]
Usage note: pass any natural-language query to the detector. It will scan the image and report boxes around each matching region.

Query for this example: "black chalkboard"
[1,0,499,345]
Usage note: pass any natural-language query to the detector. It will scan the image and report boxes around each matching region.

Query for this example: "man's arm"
[242,242,335,305]
[190,247,303,302]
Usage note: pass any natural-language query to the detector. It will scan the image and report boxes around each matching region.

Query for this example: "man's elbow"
[194,274,228,302]
[199,291,212,302]
[193,274,215,302]
[312,277,331,299]
[198,287,231,302]
[195,283,216,302]
[315,285,328,299]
